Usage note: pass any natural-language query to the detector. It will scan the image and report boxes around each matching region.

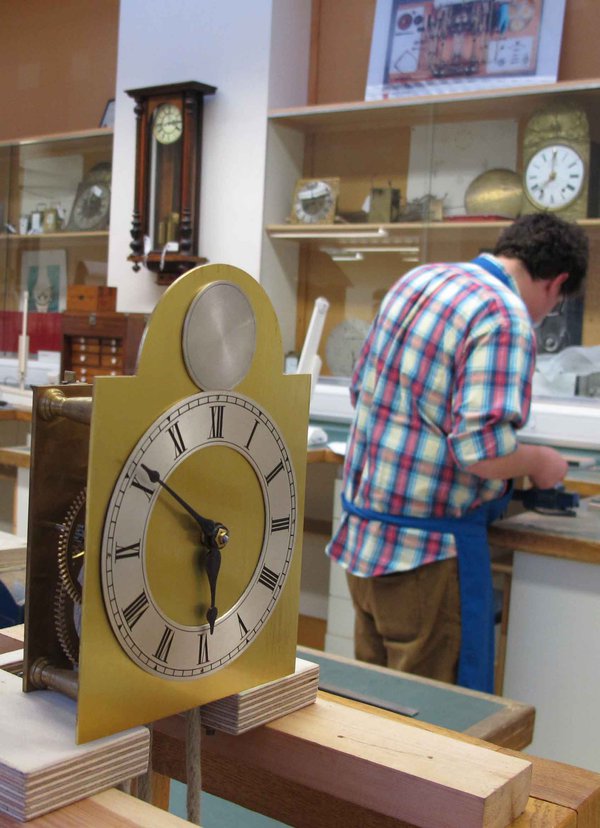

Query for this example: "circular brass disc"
[465,169,523,218]
[182,281,256,390]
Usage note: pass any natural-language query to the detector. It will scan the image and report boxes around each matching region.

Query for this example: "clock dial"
[152,103,183,145]
[69,182,111,230]
[291,178,339,224]
[101,390,296,679]
[524,144,585,211]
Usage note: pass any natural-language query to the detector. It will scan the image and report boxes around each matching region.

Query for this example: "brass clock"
[290,178,339,224]
[126,81,217,284]
[521,102,590,220]
[73,263,309,742]
[67,162,112,232]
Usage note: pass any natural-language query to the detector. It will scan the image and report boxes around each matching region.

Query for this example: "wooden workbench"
[490,498,600,774]
[1,626,599,827]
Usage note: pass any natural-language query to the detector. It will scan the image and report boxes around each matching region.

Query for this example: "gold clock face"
[100,390,296,679]
[152,103,183,145]
[524,144,585,211]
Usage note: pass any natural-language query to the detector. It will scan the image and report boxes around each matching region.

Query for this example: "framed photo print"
[366,0,567,100]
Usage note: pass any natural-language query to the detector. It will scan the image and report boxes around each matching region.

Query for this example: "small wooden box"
[67,285,117,312]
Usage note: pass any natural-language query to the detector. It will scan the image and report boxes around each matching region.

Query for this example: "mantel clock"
[126,81,216,285]
[23,263,310,743]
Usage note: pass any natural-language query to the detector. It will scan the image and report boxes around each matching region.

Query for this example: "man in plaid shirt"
[326,214,589,692]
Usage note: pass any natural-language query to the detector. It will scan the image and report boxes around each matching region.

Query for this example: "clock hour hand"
[205,537,221,635]
[141,463,229,633]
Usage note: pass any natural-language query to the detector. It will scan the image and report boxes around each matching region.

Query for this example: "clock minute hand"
[141,463,220,539]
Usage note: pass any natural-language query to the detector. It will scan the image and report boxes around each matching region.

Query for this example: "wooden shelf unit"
[0,128,113,314]
[263,81,600,375]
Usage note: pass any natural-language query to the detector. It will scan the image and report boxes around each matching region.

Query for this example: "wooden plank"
[153,728,575,828]
[300,647,535,751]
[0,449,29,470]
[0,787,190,827]
[507,754,600,828]
[158,696,531,828]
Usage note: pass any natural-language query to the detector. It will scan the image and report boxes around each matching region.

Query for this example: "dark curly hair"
[493,213,589,296]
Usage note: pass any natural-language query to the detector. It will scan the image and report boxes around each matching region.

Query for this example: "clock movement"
[23,263,310,744]
[521,102,590,220]
[126,81,217,284]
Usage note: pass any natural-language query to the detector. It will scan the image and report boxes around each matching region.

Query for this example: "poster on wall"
[365,0,566,100]
[21,250,67,313]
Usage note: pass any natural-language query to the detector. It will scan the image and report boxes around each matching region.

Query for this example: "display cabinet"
[262,80,600,400]
[60,312,147,383]
[0,128,113,357]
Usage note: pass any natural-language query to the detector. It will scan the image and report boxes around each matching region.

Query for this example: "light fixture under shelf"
[268,227,389,240]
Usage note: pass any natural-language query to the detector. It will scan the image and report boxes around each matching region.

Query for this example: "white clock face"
[294,180,335,223]
[101,391,296,680]
[524,144,585,211]
[152,103,183,145]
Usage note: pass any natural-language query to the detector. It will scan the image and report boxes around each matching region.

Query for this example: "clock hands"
[140,463,229,633]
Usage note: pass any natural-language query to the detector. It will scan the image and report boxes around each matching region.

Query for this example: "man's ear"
[554,272,569,293]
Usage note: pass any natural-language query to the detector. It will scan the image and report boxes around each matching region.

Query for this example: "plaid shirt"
[326,255,536,576]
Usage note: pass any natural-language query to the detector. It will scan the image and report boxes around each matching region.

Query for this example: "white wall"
[108,0,311,314]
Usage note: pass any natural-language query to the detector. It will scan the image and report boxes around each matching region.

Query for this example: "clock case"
[23,263,310,744]
[126,81,216,284]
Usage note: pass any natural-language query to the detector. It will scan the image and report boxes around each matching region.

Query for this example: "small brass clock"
[521,102,590,221]
[290,178,340,224]
[126,81,217,283]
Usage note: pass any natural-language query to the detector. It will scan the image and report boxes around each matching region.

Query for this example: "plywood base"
[0,672,149,822]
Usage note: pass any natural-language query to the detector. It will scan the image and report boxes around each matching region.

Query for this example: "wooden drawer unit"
[61,312,147,382]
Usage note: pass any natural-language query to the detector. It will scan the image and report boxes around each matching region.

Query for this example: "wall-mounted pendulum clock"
[126,81,217,285]
[23,263,310,744]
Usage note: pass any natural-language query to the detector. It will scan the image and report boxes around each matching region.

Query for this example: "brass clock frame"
[24,263,310,744]
[126,81,216,284]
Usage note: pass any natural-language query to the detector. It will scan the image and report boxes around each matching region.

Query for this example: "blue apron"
[343,490,512,693]
[343,254,515,693]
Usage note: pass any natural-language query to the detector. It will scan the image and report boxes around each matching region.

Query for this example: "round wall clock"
[290,177,340,224]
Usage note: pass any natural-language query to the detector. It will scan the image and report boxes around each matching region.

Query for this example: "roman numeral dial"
[101,390,297,680]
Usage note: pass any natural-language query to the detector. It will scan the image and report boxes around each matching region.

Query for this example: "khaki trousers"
[346,558,461,684]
